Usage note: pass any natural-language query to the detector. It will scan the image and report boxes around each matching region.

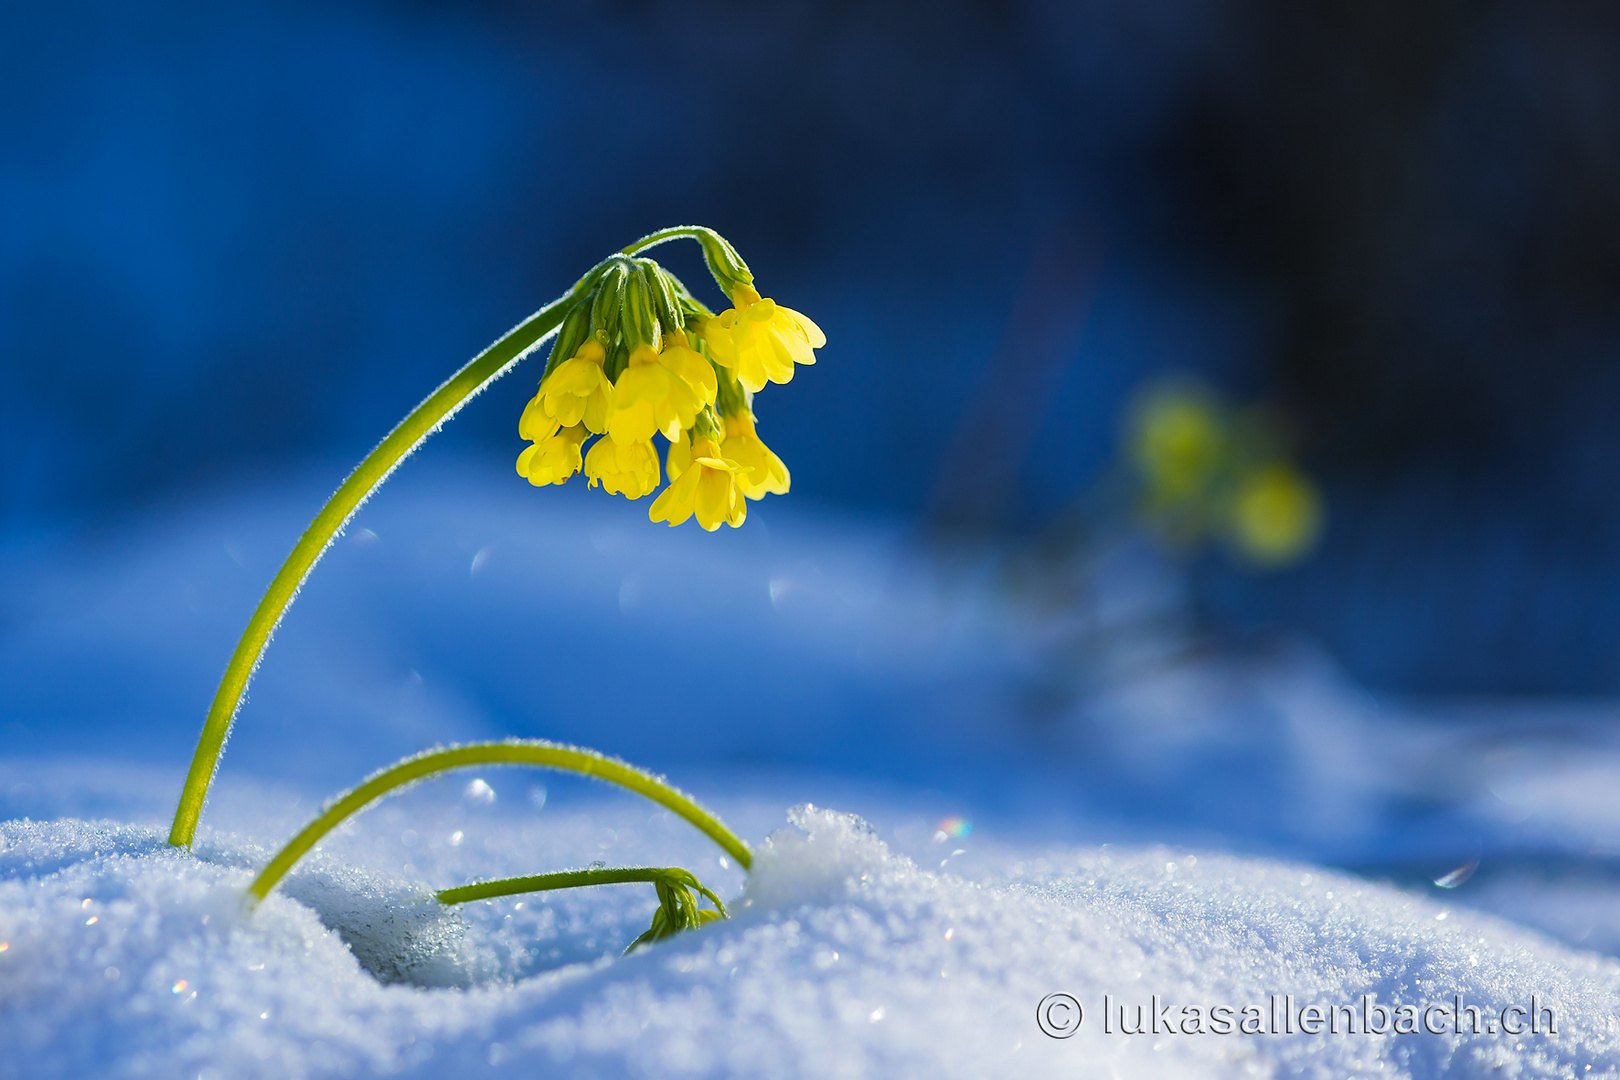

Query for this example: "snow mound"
[4,809,1620,1078]
[275,861,493,988]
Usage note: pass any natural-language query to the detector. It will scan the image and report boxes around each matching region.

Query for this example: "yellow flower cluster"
[1128,380,1322,567]
[516,234,821,530]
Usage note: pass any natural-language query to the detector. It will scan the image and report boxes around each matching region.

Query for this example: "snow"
[6,456,1620,1077]
[4,804,1620,1079]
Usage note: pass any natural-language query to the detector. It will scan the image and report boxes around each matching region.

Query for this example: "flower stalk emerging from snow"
[247,740,745,950]
[168,227,820,850]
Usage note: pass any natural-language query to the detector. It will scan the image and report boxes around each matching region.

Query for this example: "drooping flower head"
[512,227,819,530]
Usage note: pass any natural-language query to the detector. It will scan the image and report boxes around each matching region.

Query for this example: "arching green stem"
[246,740,752,903]
[170,230,734,850]
[622,226,753,292]
[437,866,726,912]
[621,225,720,256]
[166,290,600,849]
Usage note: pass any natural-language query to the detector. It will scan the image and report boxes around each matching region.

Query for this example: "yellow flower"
[700,285,824,393]
[607,336,718,445]
[520,340,614,440]
[584,435,661,499]
[1226,463,1322,566]
[719,413,789,499]
[515,424,586,486]
[1130,386,1225,502]
[649,437,746,530]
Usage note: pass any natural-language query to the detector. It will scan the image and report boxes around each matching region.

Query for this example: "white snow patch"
[4,809,1620,1078]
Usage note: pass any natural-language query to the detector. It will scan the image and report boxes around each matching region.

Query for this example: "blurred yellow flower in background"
[1131,385,1225,502]
[1228,463,1322,566]
[1124,377,1323,569]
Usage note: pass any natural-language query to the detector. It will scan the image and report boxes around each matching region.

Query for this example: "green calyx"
[547,247,730,368]
[542,294,596,380]
[689,406,724,442]
[541,227,753,380]
[714,367,751,421]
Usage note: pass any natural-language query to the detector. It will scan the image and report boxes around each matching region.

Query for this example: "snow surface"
[7,456,1620,1077]
[7,803,1620,1079]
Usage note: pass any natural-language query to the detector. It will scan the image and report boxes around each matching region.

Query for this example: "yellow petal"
[608,400,658,445]
[732,352,769,394]
[519,396,560,442]
[548,357,604,396]
[667,434,692,480]
[781,305,826,348]
[649,465,701,526]
[694,467,734,531]
[614,362,671,408]
[582,386,612,434]
[662,344,718,405]
[550,393,587,428]
[769,313,818,364]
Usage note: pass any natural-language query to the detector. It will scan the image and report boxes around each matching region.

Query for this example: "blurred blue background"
[5,0,1620,698]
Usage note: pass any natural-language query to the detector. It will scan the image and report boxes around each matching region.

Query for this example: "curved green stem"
[436,866,725,912]
[171,230,736,851]
[622,226,753,291]
[167,294,582,849]
[246,740,752,903]
[621,225,713,255]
